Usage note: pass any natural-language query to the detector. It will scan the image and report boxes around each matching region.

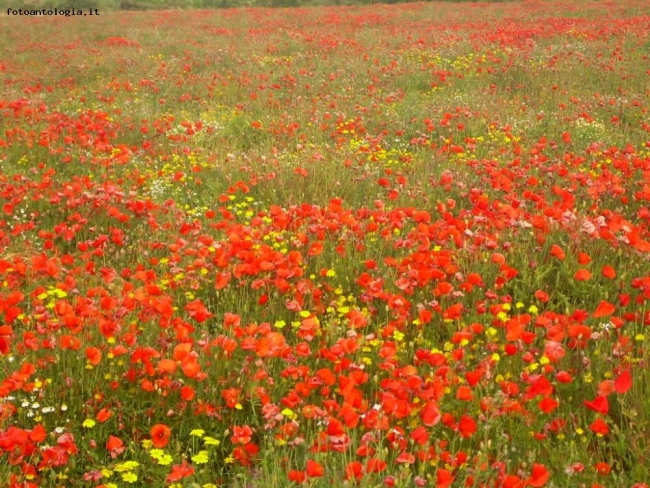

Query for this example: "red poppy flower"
[396,451,416,464]
[232,425,253,444]
[185,299,214,323]
[29,424,47,442]
[420,401,441,426]
[538,397,559,414]
[614,370,632,394]
[577,252,591,264]
[491,253,505,264]
[166,460,195,482]
[565,462,584,475]
[501,474,524,488]
[96,407,112,423]
[344,461,364,481]
[106,435,125,459]
[458,414,477,438]
[366,458,387,473]
[526,463,550,487]
[584,395,609,415]
[409,426,429,446]
[597,380,615,397]
[288,470,306,483]
[222,388,241,408]
[601,265,616,279]
[150,423,171,448]
[157,358,176,375]
[327,417,345,437]
[172,343,192,361]
[549,245,565,260]
[534,290,550,302]
[180,385,195,401]
[456,385,473,402]
[592,300,615,318]
[590,418,609,436]
[306,459,324,477]
[436,468,454,488]
[181,358,201,379]
[594,462,611,476]
[85,347,102,366]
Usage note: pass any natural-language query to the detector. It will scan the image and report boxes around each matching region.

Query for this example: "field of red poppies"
[1,1,650,486]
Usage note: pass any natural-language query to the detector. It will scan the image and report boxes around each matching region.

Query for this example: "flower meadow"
[1,1,650,486]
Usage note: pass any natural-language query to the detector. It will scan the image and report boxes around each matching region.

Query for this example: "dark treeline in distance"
[3,0,509,11]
